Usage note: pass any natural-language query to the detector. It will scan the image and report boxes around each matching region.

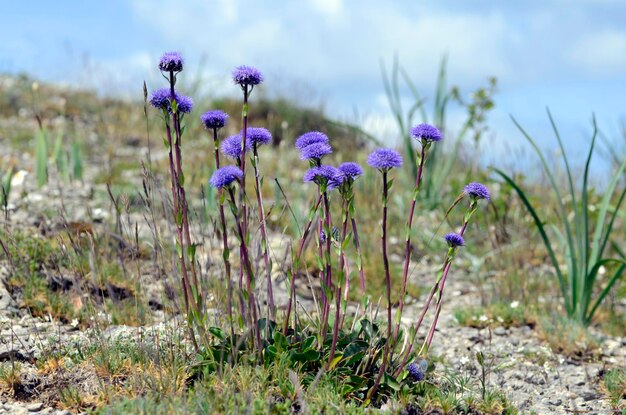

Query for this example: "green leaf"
[290,349,320,363]
[187,244,196,261]
[208,327,226,340]
[302,336,316,350]
[328,354,343,370]
[382,373,401,391]
[273,331,288,352]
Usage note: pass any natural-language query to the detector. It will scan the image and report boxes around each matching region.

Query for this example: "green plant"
[601,368,626,409]
[35,127,48,187]
[1,167,13,209]
[0,362,22,391]
[494,111,626,325]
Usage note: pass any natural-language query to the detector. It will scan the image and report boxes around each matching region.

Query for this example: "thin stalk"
[162,106,198,352]
[168,71,201,309]
[367,171,392,403]
[419,260,453,355]
[395,199,476,374]
[320,190,333,345]
[328,196,350,367]
[350,217,366,295]
[213,128,235,342]
[252,146,275,320]
[283,194,323,334]
[394,144,427,343]
[228,187,262,360]
[164,116,190,316]
[240,87,250,235]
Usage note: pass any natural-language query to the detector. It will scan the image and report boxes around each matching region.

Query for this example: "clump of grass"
[601,368,626,410]
[0,362,22,392]
[536,315,598,357]
[454,301,532,329]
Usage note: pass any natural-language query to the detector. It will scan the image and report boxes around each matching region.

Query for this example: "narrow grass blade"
[586,260,626,324]
[578,122,597,310]
[35,129,48,187]
[590,156,626,265]
[511,116,579,311]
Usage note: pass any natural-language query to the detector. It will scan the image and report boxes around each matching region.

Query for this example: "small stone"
[580,391,600,401]
[26,402,43,412]
[547,398,562,406]
[493,326,507,336]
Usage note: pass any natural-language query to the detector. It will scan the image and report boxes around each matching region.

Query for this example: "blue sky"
[3,0,626,175]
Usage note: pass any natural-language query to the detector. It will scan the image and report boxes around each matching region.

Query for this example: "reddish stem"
[394,144,427,343]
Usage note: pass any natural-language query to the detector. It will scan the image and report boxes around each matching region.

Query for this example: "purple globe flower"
[300,142,333,161]
[209,166,243,189]
[407,361,426,382]
[244,127,272,147]
[444,232,464,247]
[149,88,193,114]
[201,110,229,130]
[295,131,329,150]
[159,52,184,72]
[221,134,251,159]
[338,162,363,180]
[464,182,490,201]
[304,165,341,188]
[320,229,327,243]
[176,94,193,114]
[233,65,263,87]
[367,148,403,171]
[411,123,442,143]
[149,88,171,111]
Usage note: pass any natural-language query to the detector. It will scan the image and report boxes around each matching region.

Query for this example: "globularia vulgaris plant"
[494,110,626,326]
[150,52,490,405]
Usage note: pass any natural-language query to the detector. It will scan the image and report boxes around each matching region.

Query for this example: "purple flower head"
[209,166,243,189]
[300,142,333,161]
[159,52,184,72]
[149,88,193,114]
[464,182,490,202]
[221,134,250,159]
[176,94,194,114]
[304,165,341,189]
[411,123,442,143]
[232,65,263,87]
[244,127,272,148]
[149,88,171,111]
[444,233,465,247]
[295,131,329,150]
[320,229,327,243]
[201,110,229,130]
[320,227,339,243]
[367,148,403,171]
[338,162,363,181]
[407,360,427,382]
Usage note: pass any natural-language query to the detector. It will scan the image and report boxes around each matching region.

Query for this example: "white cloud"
[567,29,626,74]
[309,0,343,17]
[129,0,515,89]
